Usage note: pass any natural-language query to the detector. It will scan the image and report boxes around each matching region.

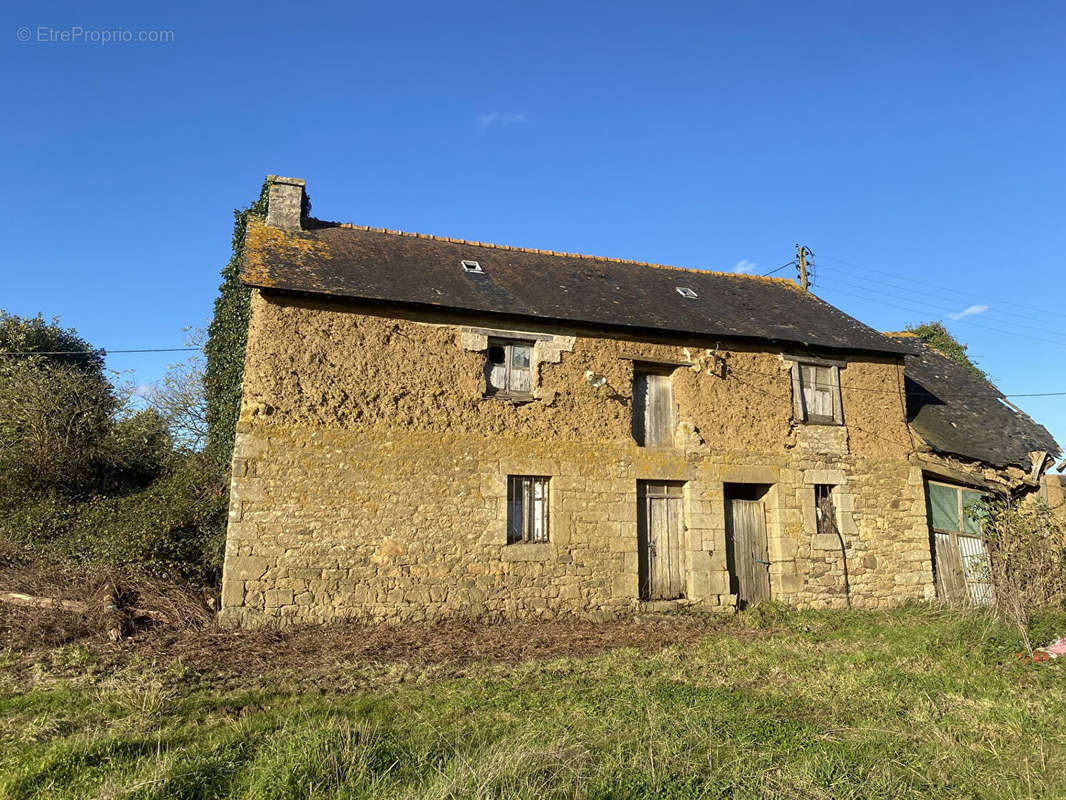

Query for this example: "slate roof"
[241,217,907,356]
[889,335,1060,469]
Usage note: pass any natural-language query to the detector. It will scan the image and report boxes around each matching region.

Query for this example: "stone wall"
[220,291,934,626]
[1045,474,1066,522]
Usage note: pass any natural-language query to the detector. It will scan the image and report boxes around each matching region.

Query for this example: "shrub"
[0,454,227,586]
[981,497,1066,654]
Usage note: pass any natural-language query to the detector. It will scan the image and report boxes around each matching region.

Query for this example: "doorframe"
[723,482,776,607]
[636,479,688,602]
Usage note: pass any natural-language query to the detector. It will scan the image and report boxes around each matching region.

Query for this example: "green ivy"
[906,321,985,378]
[203,180,270,471]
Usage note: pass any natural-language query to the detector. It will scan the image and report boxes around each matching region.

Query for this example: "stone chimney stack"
[265,175,306,231]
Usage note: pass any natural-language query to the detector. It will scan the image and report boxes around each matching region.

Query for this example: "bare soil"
[0,566,734,681]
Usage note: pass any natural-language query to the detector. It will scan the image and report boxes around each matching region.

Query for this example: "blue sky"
[3,0,1064,449]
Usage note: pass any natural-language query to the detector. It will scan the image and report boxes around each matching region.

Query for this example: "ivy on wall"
[203,180,270,471]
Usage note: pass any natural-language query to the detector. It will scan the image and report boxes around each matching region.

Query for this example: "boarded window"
[507,476,549,543]
[926,480,992,606]
[632,369,677,447]
[791,362,843,424]
[486,340,533,398]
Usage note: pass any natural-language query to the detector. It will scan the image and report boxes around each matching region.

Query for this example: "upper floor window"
[633,367,677,447]
[486,339,533,399]
[791,361,843,425]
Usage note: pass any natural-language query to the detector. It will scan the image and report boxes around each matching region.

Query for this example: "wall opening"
[724,483,772,608]
[637,481,686,601]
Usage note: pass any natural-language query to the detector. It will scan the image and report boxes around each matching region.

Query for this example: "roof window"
[676,287,698,299]
[462,259,484,274]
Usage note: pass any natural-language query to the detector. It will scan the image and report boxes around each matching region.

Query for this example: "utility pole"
[796,244,811,291]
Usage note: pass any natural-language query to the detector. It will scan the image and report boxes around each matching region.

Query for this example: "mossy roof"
[242,217,907,356]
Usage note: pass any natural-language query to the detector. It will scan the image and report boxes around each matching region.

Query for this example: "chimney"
[265,175,306,231]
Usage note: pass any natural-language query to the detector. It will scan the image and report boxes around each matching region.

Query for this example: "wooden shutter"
[802,365,833,419]
[642,372,676,447]
[486,344,508,393]
[508,344,532,394]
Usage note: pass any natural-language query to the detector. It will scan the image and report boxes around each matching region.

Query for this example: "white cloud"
[949,304,989,320]
[732,259,757,274]
[478,111,527,130]
[133,384,153,398]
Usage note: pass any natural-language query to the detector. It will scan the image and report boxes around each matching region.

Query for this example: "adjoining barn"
[887,333,1061,605]
[218,176,1060,626]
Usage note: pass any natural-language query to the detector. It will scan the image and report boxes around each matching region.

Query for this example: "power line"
[819,254,1062,319]
[761,260,796,277]
[699,359,1066,399]
[814,283,1066,348]
[814,276,1066,340]
[815,266,1061,329]
[0,347,200,356]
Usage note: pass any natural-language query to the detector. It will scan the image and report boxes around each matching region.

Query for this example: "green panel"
[928,483,960,532]
[962,490,985,535]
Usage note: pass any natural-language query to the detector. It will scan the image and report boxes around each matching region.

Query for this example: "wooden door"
[727,498,770,606]
[638,482,686,600]
[934,532,994,606]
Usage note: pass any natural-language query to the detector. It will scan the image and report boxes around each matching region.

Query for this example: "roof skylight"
[676,287,698,299]
[461,259,484,274]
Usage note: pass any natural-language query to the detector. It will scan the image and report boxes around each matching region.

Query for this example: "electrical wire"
[0,347,200,356]
[813,283,1066,347]
[761,260,796,277]
[2,346,1064,397]
[814,267,1063,332]
[818,254,1062,319]
[814,277,1066,341]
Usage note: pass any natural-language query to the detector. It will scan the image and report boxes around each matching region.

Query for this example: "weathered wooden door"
[637,482,686,600]
[727,498,770,606]
[934,533,994,606]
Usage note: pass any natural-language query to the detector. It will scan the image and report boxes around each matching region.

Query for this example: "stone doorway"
[637,481,686,601]
[724,483,772,607]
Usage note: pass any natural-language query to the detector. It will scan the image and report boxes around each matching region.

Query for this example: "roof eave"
[247,282,910,359]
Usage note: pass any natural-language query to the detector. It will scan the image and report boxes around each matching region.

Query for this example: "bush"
[982,497,1066,654]
[0,313,227,587]
[0,454,227,586]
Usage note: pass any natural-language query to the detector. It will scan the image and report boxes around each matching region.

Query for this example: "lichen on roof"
[240,216,903,355]
[333,220,799,288]
[243,217,333,288]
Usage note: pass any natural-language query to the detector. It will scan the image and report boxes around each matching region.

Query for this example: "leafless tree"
[145,328,207,452]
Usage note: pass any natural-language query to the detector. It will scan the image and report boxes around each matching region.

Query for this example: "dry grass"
[0,565,212,652]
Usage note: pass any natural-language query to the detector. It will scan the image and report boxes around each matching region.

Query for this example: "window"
[633,368,677,447]
[815,484,837,537]
[926,480,992,606]
[485,339,533,398]
[792,362,843,425]
[507,476,549,543]
[461,259,484,273]
[676,287,698,299]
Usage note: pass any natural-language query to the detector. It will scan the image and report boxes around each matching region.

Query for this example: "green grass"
[1,604,1064,799]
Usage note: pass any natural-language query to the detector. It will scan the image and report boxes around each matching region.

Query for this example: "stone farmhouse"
[219,176,1060,626]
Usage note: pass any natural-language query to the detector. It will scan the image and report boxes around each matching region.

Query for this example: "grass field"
[1,603,1064,799]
